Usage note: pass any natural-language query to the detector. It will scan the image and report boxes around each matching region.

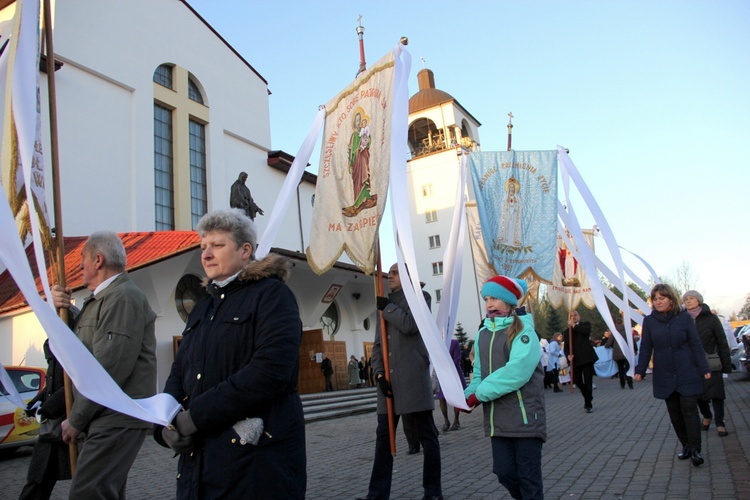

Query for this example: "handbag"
[38,416,63,440]
[706,352,722,372]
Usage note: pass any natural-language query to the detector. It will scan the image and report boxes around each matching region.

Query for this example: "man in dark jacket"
[321,353,334,392]
[564,310,598,413]
[357,263,442,500]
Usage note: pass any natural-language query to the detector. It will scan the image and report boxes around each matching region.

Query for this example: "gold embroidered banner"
[306,50,395,275]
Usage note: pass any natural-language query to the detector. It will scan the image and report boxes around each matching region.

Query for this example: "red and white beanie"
[481,275,528,306]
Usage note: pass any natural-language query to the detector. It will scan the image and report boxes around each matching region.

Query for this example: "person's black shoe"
[407,447,420,455]
[585,407,593,413]
[677,445,690,460]
[553,387,563,393]
[691,449,704,466]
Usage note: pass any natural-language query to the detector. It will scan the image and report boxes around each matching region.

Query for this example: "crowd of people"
[15,209,738,498]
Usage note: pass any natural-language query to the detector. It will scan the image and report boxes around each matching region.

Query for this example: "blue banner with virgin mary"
[469,150,558,281]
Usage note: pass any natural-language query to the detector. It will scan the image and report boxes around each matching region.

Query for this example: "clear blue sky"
[188,0,750,316]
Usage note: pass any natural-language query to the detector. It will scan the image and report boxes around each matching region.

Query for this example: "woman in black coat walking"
[634,284,711,467]
[682,290,732,437]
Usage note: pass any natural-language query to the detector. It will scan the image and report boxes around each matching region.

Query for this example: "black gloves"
[174,410,198,436]
[162,427,195,454]
[162,410,198,454]
[376,296,390,311]
[376,375,393,398]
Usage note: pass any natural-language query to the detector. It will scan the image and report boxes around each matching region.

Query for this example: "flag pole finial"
[506,112,514,151]
[355,15,366,77]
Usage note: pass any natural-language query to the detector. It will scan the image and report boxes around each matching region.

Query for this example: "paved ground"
[2,373,749,499]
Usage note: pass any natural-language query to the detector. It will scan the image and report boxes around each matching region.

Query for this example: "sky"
[187,0,750,317]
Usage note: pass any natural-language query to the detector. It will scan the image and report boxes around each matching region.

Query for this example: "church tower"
[406,67,485,335]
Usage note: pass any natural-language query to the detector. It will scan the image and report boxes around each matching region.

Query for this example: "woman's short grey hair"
[85,231,126,271]
[196,209,257,257]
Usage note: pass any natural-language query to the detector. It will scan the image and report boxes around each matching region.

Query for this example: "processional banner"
[0,0,50,242]
[469,150,558,281]
[547,229,596,310]
[306,50,396,275]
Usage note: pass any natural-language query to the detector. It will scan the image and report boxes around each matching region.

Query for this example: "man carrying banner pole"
[41,0,78,473]
[360,259,442,500]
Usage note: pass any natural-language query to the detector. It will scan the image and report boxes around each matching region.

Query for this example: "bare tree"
[739,293,750,321]
[669,260,699,296]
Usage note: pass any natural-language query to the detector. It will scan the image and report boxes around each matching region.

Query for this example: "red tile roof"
[0,231,200,315]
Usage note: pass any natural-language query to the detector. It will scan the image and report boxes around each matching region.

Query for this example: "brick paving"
[2,373,749,499]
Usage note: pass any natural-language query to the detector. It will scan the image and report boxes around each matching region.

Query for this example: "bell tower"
[405,66,485,331]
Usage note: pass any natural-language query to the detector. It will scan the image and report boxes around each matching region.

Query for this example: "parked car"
[730,343,745,372]
[738,325,750,373]
[0,366,46,450]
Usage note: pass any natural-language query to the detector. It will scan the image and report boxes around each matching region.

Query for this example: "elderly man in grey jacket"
[357,263,442,500]
[53,231,156,499]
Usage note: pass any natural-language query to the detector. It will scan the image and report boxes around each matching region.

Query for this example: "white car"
[0,366,45,450]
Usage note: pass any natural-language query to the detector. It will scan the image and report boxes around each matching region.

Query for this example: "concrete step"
[301,387,377,423]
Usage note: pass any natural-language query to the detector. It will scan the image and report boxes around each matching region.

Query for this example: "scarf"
[687,306,701,320]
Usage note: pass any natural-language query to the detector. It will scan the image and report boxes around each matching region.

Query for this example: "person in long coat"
[154,209,305,499]
[635,284,711,467]
[357,263,441,500]
[348,355,361,388]
[564,310,598,413]
[682,290,732,437]
[19,340,72,499]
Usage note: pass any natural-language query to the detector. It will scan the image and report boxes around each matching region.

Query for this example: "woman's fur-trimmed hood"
[202,253,292,287]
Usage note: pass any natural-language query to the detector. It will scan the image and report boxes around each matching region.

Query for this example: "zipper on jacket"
[516,390,529,424]
[488,322,497,435]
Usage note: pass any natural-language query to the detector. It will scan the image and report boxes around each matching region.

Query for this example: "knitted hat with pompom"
[481,275,528,306]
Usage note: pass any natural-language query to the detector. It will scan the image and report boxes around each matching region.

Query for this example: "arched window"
[188,75,204,104]
[408,117,444,158]
[153,63,209,230]
[153,64,173,89]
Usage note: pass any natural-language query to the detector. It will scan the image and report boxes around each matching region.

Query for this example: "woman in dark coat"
[19,340,72,500]
[634,284,711,467]
[154,209,306,499]
[682,290,732,437]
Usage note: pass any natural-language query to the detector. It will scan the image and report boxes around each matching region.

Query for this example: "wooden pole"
[374,241,397,455]
[567,311,575,394]
[42,0,77,474]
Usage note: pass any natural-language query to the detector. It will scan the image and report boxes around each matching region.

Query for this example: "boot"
[691,449,704,466]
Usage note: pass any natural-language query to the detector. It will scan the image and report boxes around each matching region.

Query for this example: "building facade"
[0,0,380,392]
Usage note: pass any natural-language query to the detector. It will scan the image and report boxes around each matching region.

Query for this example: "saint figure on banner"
[558,242,581,287]
[498,177,522,247]
[342,108,376,217]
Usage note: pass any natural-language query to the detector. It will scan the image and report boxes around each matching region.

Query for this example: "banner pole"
[42,0,77,474]
[567,308,575,395]
[374,240,397,455]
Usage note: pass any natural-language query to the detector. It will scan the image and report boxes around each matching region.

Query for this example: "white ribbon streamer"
[557,147,647,375]
[255,106,325,259]
[0,187,180,424]
[435,151,468,348]
[0,364,26,408]
[386,43,468,410]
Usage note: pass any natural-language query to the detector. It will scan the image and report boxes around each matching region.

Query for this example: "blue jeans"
[491,436,544,500]
[366,411,441,499]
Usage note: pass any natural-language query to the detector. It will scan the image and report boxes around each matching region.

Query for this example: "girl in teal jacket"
[465,275,546,499]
